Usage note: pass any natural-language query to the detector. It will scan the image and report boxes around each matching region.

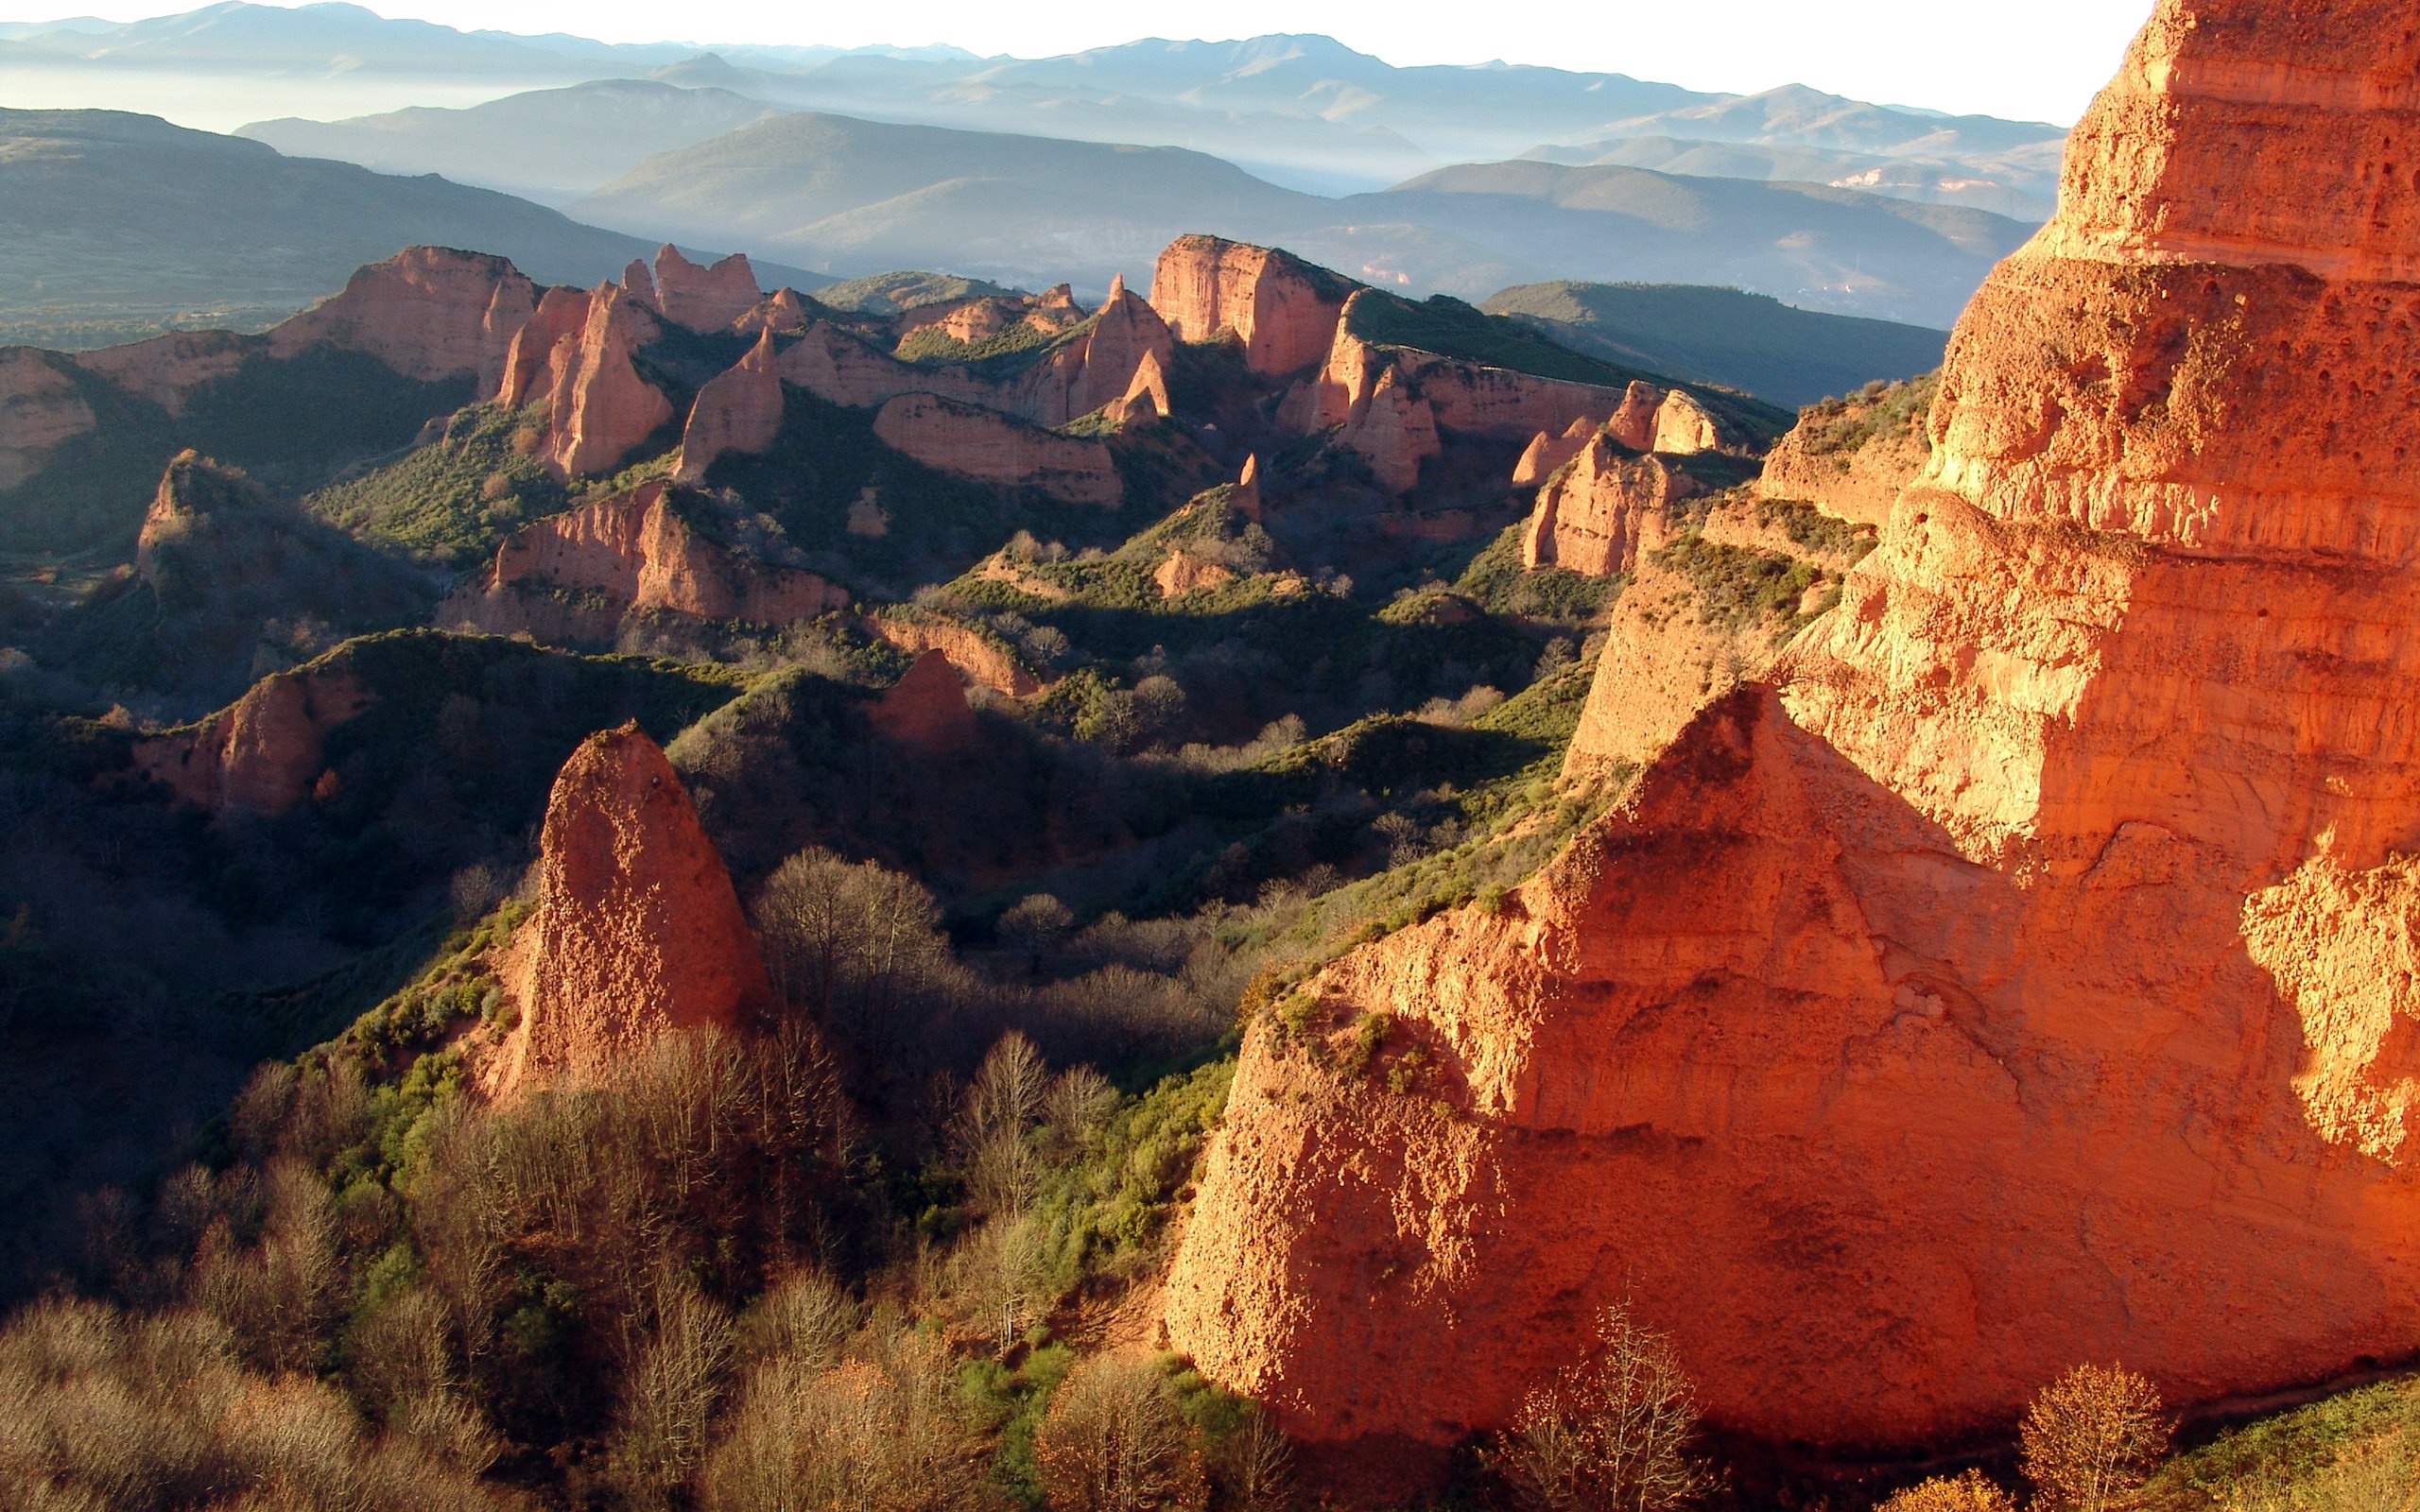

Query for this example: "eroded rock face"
[489,724,769,1096]
[69,331,255,420]
[540,284,674,478]
[1166,0,2420,1464]
[867,649,980,751]
[677,330,784,480]
[268,247,538,390]
[1757,378,1936,526]
[1150,234,1355,376]
[872,392,1121,507]
[1519,436,1701,575]
[132,665,371,818]
[442,478,848,641]
[863,614,1044,696]
[0,350,96,490]
[651,246,762,334]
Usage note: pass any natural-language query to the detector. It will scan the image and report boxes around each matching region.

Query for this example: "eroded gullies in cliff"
[1167,0,2420,1478]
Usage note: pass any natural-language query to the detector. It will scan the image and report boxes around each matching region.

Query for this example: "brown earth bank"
[1163,0,2420,1479]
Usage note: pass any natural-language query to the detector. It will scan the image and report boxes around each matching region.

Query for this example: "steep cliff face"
[676,330,784,481]
[487,723,770,1097]
[863,613,1044,696]
[872,392,1122,507]
[441,478,848,642]
[1519,438,1702,574]
[132,663,372,817]
[1756,375,1937,526]
[1150,235,1356,376]
[651,246,762,335]
[534,280,672,473]
[267,247,538,390]
[0,350,95,490]
[1166,0,2420,1462]
[69,331,254,419]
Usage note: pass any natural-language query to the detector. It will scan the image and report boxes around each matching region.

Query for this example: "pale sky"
[13,0,2154,127]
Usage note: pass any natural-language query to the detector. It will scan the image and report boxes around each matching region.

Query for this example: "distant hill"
[12,5,2064,204]
[564,109,2031,327]
[1368,163,2031,328]
[1479,282,1948,408]
[0,108,660,347]
[241,79,781,206]
[1523,135,2055,223]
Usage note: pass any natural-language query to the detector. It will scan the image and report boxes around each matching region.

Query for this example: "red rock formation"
[863,614,1044,696]
[443,479,848,641]
[652,246,762,334]
[736,287,810,335]
[1756,378,1935,527]
[488,723,769,1096]
[541,284,674,477]
[621,258,659,313]
[1154,549,1237,599]
[1165,0,2420,1465]
[0,350,95,490]
[496,286,592,411]
[867,649,980,750]
[131,665,371,817]
[268,247,538,389]
[70,331,255,419]
[1232,454,1265,522]
[872,393,1122,507]
[677,331,785,481]
[1511,418,1596,488]
[1519,436,1702,574]
[1150,235,1355,376]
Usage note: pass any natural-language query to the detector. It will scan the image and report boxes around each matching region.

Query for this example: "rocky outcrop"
[1512,418,1596,488]
[487,724,770,1097]
[863,614,1043,696]
[442,479,848,642]
[509,283,674,478]
[0,349,96,490]
[1519,437,1702,574]
[736,287,811,335]
[1154,549,1236,599]
[1150,235,1356,376]
[676,331,784,481]
[651,246,763,334]
[68,331,255,420]
[132,664,371,818]
[1166,0,2420,1465]
[1756,376,1937,526]
[268,247,538,390]
[872,393,1122,507]
[866,649,979,750]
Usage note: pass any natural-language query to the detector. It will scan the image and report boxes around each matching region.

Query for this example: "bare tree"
[1032,1354,1207,1512]
[1493,1303,1705,1512]
[2020,1364,2170,1512]
[1213,1404,1295,1512]
[1877,1469,2018,1512]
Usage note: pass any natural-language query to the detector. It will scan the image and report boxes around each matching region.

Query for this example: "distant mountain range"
[0,108,818,349]
[7,3,2066,207]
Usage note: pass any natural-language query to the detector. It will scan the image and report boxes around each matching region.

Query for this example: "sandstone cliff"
[1166,0,2420,1462]
[651,246,762,334]
[1519,438,1702,575]
[863,612,1044,696]
[268,247,538,390]
[487,723,770,1097]
[866,648,980,751]
[441,478,848,643]
[872,392,1122,507]
[676,330,784,481]
[1150,235,1356,376]
[132,662,371,817]
[1755,374,1938,526]
[501,281,674,478]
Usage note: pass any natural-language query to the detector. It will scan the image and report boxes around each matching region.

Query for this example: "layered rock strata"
[1166,0,2420,1462]
[487,724,770,1097]
[441,479,848,641]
